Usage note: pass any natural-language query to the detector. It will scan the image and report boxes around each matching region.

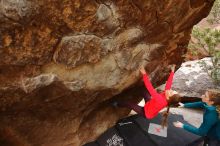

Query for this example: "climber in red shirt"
[115,65,181,127]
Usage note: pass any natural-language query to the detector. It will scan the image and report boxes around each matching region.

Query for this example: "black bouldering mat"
[83,141,99,146]
[97,127,125,146]
[116,117,157,146]
[83,113,201,146]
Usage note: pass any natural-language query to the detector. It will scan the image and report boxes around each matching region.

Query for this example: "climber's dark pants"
[118,90,151,118]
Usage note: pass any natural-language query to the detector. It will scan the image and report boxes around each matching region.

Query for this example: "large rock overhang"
[0,0,214,145]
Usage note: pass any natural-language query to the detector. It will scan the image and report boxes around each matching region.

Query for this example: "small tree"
[188,27,220,85]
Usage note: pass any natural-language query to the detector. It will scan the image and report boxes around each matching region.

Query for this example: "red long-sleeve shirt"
[143,71,174,119]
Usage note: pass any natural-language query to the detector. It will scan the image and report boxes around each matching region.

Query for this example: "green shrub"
[188,27,220,85]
